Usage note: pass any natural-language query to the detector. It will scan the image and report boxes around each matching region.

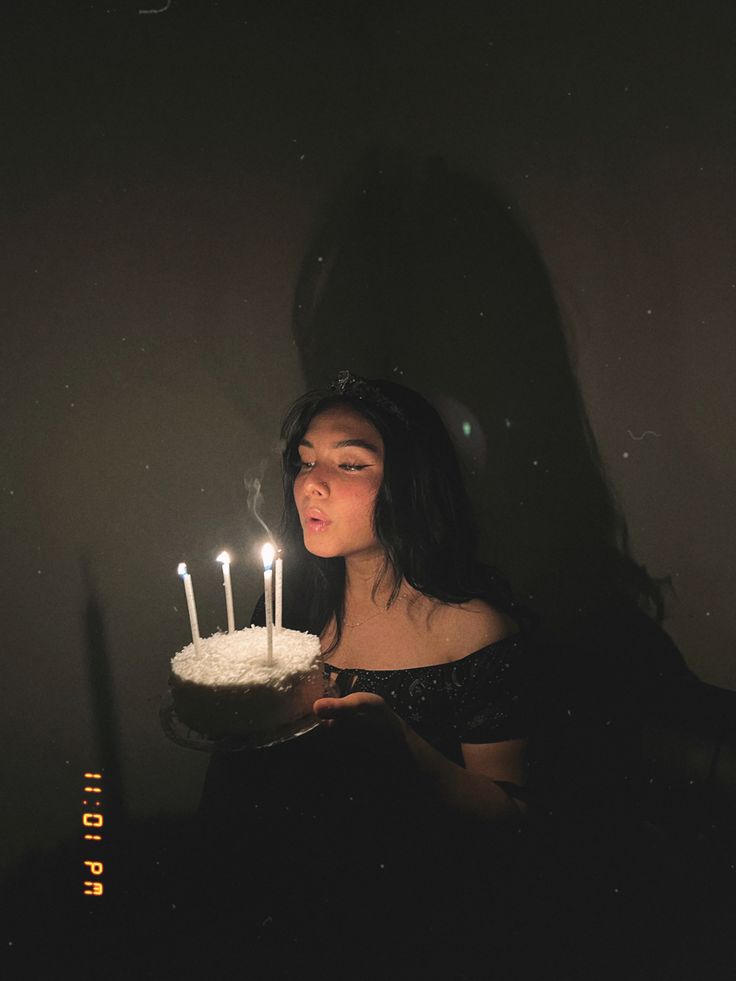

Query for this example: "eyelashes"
[297,461,369,472]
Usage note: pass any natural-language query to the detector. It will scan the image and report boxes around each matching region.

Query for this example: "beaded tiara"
[329,370,409,426]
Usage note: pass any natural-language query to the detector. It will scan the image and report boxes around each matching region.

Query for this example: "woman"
[281,370,533,819]
[197,371,536,976]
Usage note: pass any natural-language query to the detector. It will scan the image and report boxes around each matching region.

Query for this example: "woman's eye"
[297,460,368,473]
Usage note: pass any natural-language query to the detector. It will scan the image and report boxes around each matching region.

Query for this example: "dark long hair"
[279,371,526,651]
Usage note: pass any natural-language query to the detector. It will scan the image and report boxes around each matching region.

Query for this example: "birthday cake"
[170,626,325,741]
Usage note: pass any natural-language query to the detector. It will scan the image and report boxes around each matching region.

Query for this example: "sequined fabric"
[324,633,532,765]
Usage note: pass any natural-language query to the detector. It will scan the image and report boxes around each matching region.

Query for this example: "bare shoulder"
[430,598,518,663]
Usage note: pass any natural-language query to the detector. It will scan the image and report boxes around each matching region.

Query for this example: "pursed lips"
[303,507,331,530]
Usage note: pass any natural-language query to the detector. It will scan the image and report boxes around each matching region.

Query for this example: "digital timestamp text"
[82,771,104,897]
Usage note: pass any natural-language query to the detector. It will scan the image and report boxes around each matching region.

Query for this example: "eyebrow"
[299,437,381,454]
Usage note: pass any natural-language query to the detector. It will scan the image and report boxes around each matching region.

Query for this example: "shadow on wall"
[293,149,659,625]
[291,148,700,808]
[81,555,128,827]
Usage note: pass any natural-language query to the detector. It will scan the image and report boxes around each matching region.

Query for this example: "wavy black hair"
[279,371,525,652]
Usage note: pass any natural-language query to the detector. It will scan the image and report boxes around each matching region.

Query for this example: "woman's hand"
[313,692,408,753]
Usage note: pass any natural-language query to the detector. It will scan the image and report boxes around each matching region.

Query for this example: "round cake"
[170,626,325,741]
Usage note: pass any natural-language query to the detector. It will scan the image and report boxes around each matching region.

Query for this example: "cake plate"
[159,686,335,753]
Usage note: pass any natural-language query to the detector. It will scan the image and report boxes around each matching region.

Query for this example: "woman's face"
[294,405,385,561]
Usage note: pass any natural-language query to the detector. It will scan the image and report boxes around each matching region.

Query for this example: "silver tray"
[159,685,335,753]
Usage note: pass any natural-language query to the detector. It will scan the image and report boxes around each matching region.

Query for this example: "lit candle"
[262,543,275,665]
[216,551,235,634]
[177,562,200,654]
[275,549,283,632]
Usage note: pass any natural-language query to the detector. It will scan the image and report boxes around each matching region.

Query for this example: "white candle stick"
[262,543,275,665]
[216,551,235,634]
[275,551,283,632]
[177,562,200,654]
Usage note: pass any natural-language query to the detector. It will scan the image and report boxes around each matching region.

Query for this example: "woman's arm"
[313,692,526,823]
[403,719,527,822]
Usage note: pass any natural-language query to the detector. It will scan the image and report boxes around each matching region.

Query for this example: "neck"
[344,549,397,607]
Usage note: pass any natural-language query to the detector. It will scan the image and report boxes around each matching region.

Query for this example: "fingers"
[313,696,352,719]
[313,692,384,719]
[313,697,336,719]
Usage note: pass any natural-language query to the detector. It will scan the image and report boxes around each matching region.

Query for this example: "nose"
[303,466,329,497]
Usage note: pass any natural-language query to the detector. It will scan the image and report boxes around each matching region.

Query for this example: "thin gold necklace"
[343,593,411,629]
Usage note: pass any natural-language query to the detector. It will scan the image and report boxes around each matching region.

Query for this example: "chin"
[302,535,341,559]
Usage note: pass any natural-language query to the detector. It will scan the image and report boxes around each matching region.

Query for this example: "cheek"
[293,471,312,495]
[350,484,380,526]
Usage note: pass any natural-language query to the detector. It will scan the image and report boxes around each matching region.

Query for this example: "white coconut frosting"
[172,626,323,686]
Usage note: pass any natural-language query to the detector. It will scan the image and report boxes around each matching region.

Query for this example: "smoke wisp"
[244,473,277,545]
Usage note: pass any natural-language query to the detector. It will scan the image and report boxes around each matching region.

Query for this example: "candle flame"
[177,562,188,576]
[261,542,275,570]
[216,551,231,565]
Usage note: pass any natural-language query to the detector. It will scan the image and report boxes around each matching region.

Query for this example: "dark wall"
[1,2,733,869]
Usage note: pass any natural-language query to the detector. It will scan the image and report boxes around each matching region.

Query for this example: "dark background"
[1,0,733,888]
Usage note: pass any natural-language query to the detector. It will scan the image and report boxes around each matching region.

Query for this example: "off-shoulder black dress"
[194,606,536,975]
[322,632,531,762]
